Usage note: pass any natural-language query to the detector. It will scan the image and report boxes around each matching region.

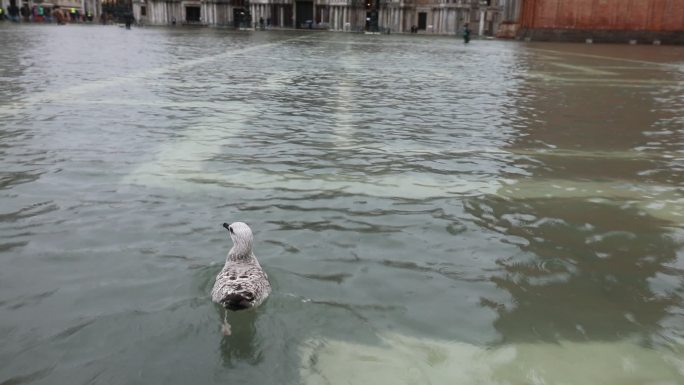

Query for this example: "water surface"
[1,24,684,384]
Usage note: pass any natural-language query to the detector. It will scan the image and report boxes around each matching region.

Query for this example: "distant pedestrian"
[259,16,264,30]
[0,7,5,21]
[54,7,66,25]
[8,3,19,22]
[34,5,45,23]
[463,23,471,44]
[20,3,30,22]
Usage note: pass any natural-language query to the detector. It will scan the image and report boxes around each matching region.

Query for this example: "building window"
[141,6,146,16]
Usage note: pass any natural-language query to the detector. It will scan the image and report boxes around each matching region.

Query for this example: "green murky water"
[1,24,683,384]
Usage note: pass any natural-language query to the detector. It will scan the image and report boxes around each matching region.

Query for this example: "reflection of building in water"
[467,50,684,343]
[132,0,504,35]
[467,197,679,342]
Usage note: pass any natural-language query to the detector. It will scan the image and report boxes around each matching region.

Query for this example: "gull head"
[222,222,254,256]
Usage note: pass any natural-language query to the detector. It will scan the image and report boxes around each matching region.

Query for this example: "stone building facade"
[133,0,502,35]
[381,0,481,35]
[495,0,521,37]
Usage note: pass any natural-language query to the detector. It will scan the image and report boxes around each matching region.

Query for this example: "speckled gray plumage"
[211,222,271,311]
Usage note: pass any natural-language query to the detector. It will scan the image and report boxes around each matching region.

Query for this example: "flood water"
[1,24,684,384]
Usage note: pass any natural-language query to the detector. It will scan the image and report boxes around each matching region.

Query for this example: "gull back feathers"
[211,222,271,310]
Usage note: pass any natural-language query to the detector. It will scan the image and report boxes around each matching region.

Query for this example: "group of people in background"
[0,4,105,25]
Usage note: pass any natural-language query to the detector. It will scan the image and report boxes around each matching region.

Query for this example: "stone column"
[448,9,454,34]
[342,6,346,30]
[457,9,461,33]
[391,8,395,30]
[479,9,485,35]
[433,9,438,33]
[386,7,389,30]
[440,8,444,33]
[438,8,442,33]
[397,7,406,27]
[393,8,397,31]
[345,6,348,30]
[399,7,403,32]
[280,6,284,27]
[394,8,398,30]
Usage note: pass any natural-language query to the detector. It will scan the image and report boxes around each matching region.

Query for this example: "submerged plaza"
[0,24,684,385]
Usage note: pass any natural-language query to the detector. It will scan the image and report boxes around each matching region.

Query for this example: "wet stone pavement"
[1,24,684,385]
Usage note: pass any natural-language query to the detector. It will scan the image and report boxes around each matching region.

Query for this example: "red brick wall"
[520,0,684,31]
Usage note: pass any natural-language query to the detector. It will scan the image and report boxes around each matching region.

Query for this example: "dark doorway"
[233,8,249,28]
[283,4,292,27]
[418,12,427,30]
[186,6,200,23]
[295,0,313,28]
[366,10,378,31]
[270,5,278,26]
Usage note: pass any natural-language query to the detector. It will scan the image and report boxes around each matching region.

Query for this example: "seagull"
[211,222,271,335]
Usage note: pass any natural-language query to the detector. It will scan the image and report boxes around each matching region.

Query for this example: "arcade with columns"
[133,0,500,35]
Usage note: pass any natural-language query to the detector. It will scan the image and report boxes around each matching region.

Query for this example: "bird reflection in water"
[218,310,263,367]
